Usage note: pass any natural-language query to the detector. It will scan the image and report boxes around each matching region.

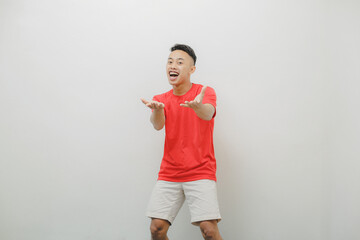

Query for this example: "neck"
[173,81,192,96]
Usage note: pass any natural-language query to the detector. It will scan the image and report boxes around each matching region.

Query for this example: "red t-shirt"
[152,83,217,182]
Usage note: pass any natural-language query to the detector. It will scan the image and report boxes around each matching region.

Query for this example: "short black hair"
[170,44,197,65]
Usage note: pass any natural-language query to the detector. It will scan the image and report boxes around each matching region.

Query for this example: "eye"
[178,62,183,64]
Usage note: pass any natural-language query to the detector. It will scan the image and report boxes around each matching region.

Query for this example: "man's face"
[166,50,196,86]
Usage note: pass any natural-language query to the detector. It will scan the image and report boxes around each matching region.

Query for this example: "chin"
[168,81,178,87]
[168,78,180,86]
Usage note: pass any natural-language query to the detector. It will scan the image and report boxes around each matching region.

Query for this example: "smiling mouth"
[169,72,179,77]
[169,71,179,80]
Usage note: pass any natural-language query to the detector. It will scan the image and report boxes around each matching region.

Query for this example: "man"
[141,44,223,240]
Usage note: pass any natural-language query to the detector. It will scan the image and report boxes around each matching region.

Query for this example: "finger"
[181,101,198,108]
[200,86,207,97]
[152,102,158,109]
[180,100,191,107]
[180,103,190,108]
[149,102,164,109]
[155,102,163,109]
[201,86,207,99]
[141,98,149,105]
[197,86,207,103]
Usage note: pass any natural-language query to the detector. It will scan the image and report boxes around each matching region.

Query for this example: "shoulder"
[153,89,173,101]
[193,83,216,95]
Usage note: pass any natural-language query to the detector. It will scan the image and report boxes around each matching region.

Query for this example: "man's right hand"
[141,98,165,130]
[141,98,165,110]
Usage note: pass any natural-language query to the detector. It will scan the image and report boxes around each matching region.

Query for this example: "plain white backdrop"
[0,0,359,239]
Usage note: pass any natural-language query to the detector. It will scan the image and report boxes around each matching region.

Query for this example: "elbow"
[201,116,213,121]
[199,104,215,121]
[152,120,165,130]
[199,111,215,121]
[154,125,164,131]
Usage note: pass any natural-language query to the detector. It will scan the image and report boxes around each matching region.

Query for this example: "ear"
[190,65,196,74]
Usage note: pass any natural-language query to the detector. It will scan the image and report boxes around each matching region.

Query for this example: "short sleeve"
[202,86,217,118]
[151,94,166,116]
[152,95,161,102]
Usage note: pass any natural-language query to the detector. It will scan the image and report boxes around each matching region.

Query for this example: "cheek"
[185,68,192,75]
[180,66,190,74]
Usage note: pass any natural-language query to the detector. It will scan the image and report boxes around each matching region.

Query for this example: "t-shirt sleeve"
[152,94,161,102]
[202,86,217,118]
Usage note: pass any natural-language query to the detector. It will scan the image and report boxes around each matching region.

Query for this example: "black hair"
[170,44,197,65]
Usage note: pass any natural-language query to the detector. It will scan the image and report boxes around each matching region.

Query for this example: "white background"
[0,0,359,239]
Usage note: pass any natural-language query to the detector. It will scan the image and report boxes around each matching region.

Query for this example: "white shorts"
[146,179,222,225]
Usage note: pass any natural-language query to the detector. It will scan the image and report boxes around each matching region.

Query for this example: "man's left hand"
[180,86,207,109]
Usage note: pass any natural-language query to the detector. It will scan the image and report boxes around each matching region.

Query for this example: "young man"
[141,44,223,240]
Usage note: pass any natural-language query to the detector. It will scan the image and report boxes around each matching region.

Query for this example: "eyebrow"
[168,57,185,61]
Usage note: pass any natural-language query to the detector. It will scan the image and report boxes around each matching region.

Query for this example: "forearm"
[193,103,215,121]
[150,109,165,130]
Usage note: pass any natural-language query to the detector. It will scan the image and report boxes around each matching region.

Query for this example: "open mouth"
[169,71,179,81]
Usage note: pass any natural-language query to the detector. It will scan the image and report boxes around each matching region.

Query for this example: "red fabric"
[152,83,217,182]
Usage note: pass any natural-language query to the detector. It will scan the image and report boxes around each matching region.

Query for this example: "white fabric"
[146,180,222,225]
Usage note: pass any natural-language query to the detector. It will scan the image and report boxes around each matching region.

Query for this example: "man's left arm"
[180,86,216,121]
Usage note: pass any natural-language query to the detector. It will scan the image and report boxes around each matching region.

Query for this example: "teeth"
[170,72,179,76]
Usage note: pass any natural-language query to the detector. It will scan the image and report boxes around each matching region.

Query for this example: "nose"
[169,62,177,69]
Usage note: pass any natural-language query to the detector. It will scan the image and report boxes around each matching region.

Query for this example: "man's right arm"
[150,108,165,130]
[141,98,165,130]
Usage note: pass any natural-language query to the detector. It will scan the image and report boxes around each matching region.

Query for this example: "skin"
[150,218,223,240]
[141,50,216,130]
[141,50,222,239]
